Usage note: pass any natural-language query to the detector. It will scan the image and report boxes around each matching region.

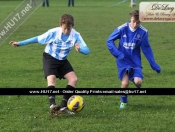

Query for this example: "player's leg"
[68,0,70,6]
[46,0,49,7]
[56,59,77,114]
[65,71,78,87]
[58,71,78,109]
[42,0,45,7]
[46,75,60,114]
[120,72,129,109]
[34,0,36,6]
[57,71,77,114]
[30,0,32,6]
[133,77,142,88]
[72,0,74,6]
[132,68,143,88]
[47,75,56,106]
[70,0,72,6]
[130,0,136,7]
[43,52,61,114]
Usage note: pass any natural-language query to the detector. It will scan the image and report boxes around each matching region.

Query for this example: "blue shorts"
[117,67,143,81]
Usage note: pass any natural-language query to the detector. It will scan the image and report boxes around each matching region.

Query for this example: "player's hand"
[9,41,19,47]
[156,69,161,73]
[156,66,161,73]
[75,43,80,52]
[151,63,161,73]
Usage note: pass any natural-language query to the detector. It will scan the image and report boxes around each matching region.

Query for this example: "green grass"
[0,0,175,131]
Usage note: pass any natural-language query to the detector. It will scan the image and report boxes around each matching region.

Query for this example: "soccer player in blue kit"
[106,10,161,109]
[10,14,90,114]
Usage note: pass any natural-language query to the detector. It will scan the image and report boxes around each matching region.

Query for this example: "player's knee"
[69,76,78,84]
[134,79,142,85]
[121,82,129,88]
[47,75,56,86]
[74,77,78,84]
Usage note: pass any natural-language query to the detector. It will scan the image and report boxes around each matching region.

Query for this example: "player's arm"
[75,35,90,55]
[141,32,161,73]
[9,37,38,47]
[10,29,54,47]
[106,28,124,59]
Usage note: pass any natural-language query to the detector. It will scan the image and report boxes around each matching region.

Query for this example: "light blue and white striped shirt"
[18,27,90,60]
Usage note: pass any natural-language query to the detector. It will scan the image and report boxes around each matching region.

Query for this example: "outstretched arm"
[141,32,161,73]
[9,29,55,47]
[9,37,38,47]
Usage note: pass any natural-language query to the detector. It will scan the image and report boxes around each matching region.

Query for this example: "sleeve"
[18,37,38,46]
[18,29,55,46]
[141,32,161,73]
[37,30,55,45]
[106,28,124,59]
[75,34,90,55]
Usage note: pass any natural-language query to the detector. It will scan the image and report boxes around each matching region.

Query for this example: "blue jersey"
[107,22,161,73]
[18,27,90,60]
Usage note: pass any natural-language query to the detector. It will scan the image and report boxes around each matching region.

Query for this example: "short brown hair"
[60,14,74,27]
[129,10,139,20]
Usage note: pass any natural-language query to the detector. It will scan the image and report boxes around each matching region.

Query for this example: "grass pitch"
[0,0,175,131]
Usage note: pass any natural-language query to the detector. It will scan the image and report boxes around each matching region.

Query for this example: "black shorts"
[43,52,74,79]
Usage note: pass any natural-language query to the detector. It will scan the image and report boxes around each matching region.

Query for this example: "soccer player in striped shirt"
[106,10,161,109]
[10,14,90,114]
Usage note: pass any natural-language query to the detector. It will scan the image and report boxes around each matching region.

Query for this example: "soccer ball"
[67,95,85,112]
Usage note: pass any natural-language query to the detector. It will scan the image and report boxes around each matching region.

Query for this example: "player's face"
[60,24,73,35]
[130,17,140,29]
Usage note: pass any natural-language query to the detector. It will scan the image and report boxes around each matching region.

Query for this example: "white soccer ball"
[67,95,85,112]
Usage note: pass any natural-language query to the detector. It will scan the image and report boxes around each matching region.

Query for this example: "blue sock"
[120,95,128,103]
